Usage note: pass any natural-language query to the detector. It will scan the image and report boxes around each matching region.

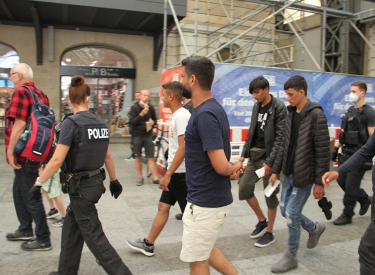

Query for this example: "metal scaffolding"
[163,0,375,74]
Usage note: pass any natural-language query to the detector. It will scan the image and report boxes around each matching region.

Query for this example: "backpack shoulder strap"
[22,86,40,105]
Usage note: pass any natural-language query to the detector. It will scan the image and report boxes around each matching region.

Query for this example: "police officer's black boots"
[318,197,333,220]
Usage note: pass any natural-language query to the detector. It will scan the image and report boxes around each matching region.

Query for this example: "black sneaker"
[255,232,275,248]
[152,179,160,185]
[21,240,52,251]
[6,230,34,241]
[359,196,371,216]
[250,220,268,239]
[49,272,60,275]
[46,209,59,219]
[175,213,183,220]
[333,214,352,226]
[125,156,134,161]
[126,238,154,256]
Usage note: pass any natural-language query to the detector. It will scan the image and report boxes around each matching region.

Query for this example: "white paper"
[264,180,280,197]
[255,167,265,178]
[146,118,152,132]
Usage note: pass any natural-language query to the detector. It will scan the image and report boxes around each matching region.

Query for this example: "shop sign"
[60,66,136,78]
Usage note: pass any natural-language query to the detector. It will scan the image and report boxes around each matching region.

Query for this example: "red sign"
[159,66,183,122]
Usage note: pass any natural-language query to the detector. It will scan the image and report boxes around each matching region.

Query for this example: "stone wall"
[0,25,161,115]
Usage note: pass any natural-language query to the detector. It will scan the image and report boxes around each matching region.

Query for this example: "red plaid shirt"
[5,82,50,162]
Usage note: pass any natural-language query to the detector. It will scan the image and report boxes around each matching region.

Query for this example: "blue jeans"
[280,174,316,256]
[13,163,50,243]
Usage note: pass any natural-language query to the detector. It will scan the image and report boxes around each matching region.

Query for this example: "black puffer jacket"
[272,100,330,187]
[241,95,286,168]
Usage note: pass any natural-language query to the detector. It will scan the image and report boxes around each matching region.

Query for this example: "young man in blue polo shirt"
[180,56,243,275]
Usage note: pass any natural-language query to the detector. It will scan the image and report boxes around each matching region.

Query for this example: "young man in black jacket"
[238,76,286,248]
[269,75,330,273]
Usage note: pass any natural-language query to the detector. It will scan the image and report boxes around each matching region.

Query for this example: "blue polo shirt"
[184,98,233,207]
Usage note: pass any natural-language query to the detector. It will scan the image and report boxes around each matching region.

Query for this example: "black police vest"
[339,105,370,148]
[63,112,109,172]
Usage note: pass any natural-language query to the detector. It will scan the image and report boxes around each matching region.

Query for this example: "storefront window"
[61,46,135,138]
[0,43,19,137]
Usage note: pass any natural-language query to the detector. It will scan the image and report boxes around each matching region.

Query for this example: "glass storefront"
[0,43,19,140]
[61,46,136,137]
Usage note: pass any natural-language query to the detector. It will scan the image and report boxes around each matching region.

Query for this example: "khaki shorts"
[180,202,231,262]
[238,158,279,208]
[41,171,60,199]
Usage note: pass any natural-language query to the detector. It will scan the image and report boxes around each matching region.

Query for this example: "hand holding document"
[255,167,265,178]
[264,179,280,197]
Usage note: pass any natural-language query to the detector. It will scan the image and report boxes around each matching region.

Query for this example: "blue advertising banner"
[212,64,375,127]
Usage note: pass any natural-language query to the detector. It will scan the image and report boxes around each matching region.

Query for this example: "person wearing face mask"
[331,81,375,226]
[129,89,158,185]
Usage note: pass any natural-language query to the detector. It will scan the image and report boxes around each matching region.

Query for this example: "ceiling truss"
[164,0,375,74]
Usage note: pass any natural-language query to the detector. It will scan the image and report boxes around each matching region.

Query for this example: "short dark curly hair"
[181,56,215,90]
[284,75,308,96]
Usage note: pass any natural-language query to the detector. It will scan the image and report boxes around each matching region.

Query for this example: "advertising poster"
[160,66,182,122]
[161,64,375,128]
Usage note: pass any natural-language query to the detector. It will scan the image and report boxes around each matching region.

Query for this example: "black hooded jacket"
[272,100,330,187]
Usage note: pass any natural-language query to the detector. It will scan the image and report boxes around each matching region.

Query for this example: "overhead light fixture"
[92,61,97,64]
[66,58,71,62]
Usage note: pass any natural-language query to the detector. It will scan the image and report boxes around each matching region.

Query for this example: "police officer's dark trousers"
[57,174,132,275]
[358,195,375,275]
[337,153,369,217]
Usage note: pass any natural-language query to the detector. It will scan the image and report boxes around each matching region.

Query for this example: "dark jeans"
[58,174,132,275]
[13,163,50,243]
[358,195,375,275]
[337,153,369,217]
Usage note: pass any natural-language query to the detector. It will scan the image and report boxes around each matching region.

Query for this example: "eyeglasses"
[9,72,19,77]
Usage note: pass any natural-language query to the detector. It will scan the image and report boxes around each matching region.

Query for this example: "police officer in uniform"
[30,76,132,275]
[331,81,375,225]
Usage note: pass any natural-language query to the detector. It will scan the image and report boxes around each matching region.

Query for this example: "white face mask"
[349,92,359,103]
[140,100,148,105]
